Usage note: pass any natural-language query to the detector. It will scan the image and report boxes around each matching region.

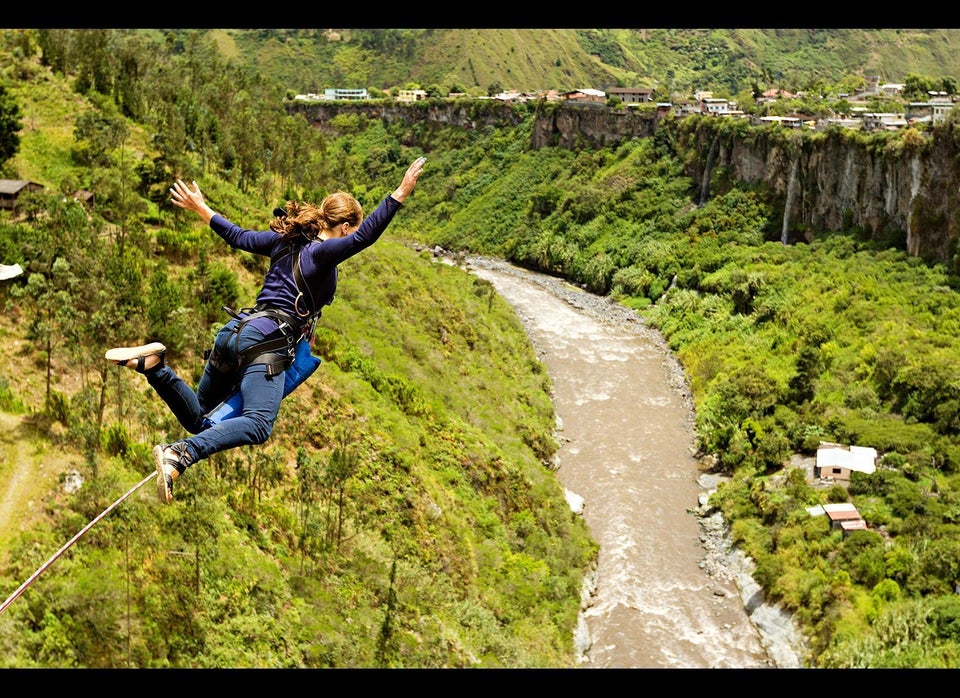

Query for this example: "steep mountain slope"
[223,28,960,97]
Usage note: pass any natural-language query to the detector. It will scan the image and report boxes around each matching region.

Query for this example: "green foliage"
[71,108,127,167]
[100,423,130,456]
[154,227,202,262]
[839,529,888,587]
[930,595,960,642]
[0,373,24,412]
[818,597,960,668]
[0,82,22,167]
[199,260,241,324]
[8,28,960,668]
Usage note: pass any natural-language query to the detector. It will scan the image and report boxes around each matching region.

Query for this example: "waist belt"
[208,304,307,378]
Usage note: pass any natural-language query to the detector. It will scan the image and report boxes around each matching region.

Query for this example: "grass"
[0,411,82,556]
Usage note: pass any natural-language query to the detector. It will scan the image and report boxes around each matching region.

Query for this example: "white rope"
[0,471,155,615]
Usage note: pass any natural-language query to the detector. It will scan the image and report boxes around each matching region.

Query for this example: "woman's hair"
[271,192,364,242]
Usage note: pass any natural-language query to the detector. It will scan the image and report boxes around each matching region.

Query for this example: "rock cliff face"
[288,100,527,136]
[532,104,960,264]
[529,102,661,149]
[295,100,960,265]
[677,120,960,263]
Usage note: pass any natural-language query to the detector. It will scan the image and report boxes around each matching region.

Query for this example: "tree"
[0,83,23,168]
[787,343,823,406]
[295,446,324,573]
[325,429,358,550]
[14,258,79,414]
[73,108,129,167]
[5,195,73,402]
[903,72,937,101]
[832,99,853,117]
[223,89,266,193]
[111,32,152,120]
[71,29,114,96]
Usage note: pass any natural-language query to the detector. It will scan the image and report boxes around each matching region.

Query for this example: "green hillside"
[223,28,960,97]
[5,27,960,668]
[0,32,597,668]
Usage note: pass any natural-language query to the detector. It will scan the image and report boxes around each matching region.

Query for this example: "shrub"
[101,423,129,456]
[929,595,960,641]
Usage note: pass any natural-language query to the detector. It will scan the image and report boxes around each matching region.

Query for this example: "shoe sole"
[105,342,167,363]
[0,263,23,280]
[153,444,173,504]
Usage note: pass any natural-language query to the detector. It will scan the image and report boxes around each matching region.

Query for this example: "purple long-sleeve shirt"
[208,195,402,335]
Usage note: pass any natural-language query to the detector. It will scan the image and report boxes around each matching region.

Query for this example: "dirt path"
[0,412,77,556]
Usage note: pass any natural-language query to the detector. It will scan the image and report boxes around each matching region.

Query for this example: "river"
[465,256,802,669]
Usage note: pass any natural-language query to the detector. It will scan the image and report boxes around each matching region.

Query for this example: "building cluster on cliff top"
[296,75,957,132]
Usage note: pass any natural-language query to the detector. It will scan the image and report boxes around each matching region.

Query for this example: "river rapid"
[463,255,803,669]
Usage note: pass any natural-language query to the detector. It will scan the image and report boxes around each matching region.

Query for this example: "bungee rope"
[0,471,155,615]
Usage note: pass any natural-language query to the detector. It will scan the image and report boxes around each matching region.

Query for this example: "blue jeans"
[145,318,286,464]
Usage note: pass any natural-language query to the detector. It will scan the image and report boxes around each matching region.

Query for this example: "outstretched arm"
[315,156,429,265]
[170,179,218,225]
[390,156,427,203]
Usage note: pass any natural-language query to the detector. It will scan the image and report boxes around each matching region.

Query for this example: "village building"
[72,189,95,209]
[861,112,909,132]
[323,88,367,101]
[700,97,730,114]
[815,442,877,482]
[805,502,868,537]
[0,180,44,213]
[397,89,427,103]
[561,88,606,103]
[754,115,804,128]
[607,87,654,104]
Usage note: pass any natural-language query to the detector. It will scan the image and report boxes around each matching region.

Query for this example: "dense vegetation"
[409,107,960,665]
[413,113,960,666]
[228,28,960,103]
[0,30,597,667]
[2,28,960,668]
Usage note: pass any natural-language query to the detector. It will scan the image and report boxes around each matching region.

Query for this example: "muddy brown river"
[466,257,784,669]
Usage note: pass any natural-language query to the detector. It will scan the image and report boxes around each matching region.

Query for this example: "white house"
[701,97,730,114]
[815,442,877,481]
[323,88,368,101]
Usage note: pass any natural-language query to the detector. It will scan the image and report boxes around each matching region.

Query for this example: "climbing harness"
[209,305,302,378]
[208,240,326,379]
[274,237,322,321]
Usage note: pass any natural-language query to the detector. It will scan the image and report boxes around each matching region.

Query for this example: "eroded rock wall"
[294,100,960,264]
[534,106,960,263]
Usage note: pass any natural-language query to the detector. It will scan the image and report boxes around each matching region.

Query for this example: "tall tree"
[72,29,114,96]
[73,108,128,167]
[0,83,23,168]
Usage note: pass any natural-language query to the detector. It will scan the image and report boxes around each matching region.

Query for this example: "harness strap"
[207,236,328,378]
[272,241,322,321]
[212,306,301,378]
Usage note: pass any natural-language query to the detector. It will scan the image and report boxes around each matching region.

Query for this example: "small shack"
[72,189,95,209]
[0,179,44,212]
[806,502,867,537]
[823,503,867,534]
